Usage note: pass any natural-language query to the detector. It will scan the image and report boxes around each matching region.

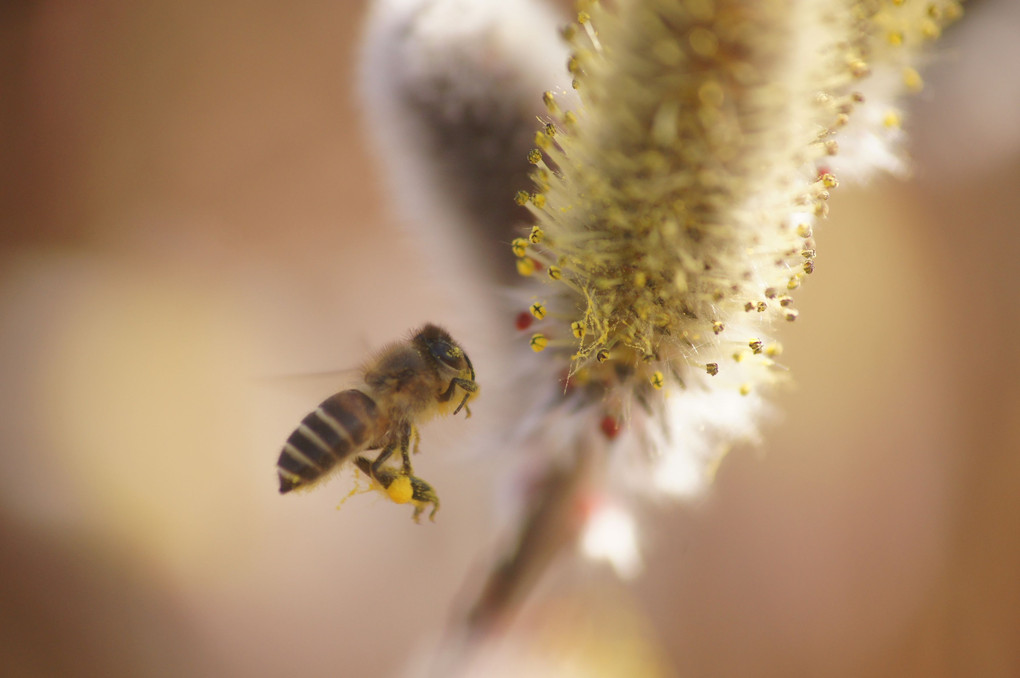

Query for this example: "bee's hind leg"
[369,422,413,479]
[398,423,414,476]
[354,456,440,522]
[408,474,440,523]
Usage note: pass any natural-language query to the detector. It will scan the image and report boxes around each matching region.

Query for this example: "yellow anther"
[903,66,923,92]
[650,371,665,389]
[530,302,546,320]
[796,223,812,238]
[739,384,751,396]
[529,333,548,352]
[516,258,536,277]
[888,31,904,47]
[706,363,719,376]
[633,271,646,288]
[595,349,610,363]
[529,225,544,244]
[688,26,719,57]
[548,265,563,280]
[577,10,590,24]
[527,149,542,164]
[765,342,783,357]
[749,339,764,354]
[712,321,724,334]
[804,261,815,275]
[511,238,528,258]
[921,19,941,40]
[545,122,557,137]
[849,58,870,78]
[756,301,767,312]
[532,193,547,209]
[567,55,581,75]
[784,309,800,322]
[883,110,902,128]
[542,91,558,114]
[820,173,838,189]
[534,130,550,149]
[571,320,586,339]
[698,80,725,108]
[563,111,577,127]
[514,190,531,206]
[787,276,801,290]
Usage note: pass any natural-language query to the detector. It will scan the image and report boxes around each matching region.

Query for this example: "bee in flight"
[276,324,478,522]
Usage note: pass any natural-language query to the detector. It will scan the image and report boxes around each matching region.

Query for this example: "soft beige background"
[2,1,1018,676]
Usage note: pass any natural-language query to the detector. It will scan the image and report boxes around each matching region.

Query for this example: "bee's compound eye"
[431,341,462,369]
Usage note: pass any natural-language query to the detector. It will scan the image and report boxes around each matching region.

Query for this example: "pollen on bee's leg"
[407,475,440,523]
[336,480,363,510]
[386,475,414,504]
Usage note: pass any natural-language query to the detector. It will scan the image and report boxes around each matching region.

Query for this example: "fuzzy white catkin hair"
[359,0,576,286]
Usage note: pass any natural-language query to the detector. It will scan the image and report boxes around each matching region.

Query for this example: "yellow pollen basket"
[386,476,414,504]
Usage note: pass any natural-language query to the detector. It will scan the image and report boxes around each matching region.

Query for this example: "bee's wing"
[256,366,361,392]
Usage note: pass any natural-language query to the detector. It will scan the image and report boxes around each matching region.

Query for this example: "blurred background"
[2,1,1018,676]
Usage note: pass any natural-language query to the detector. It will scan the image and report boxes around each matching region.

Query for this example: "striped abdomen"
[277,389,379,494]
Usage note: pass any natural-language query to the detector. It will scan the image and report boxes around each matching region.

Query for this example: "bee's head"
[414,323,475,381]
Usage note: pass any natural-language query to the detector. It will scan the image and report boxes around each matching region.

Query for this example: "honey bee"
[276,324,478,521]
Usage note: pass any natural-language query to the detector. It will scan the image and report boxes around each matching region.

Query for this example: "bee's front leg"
[440,378,478,416]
